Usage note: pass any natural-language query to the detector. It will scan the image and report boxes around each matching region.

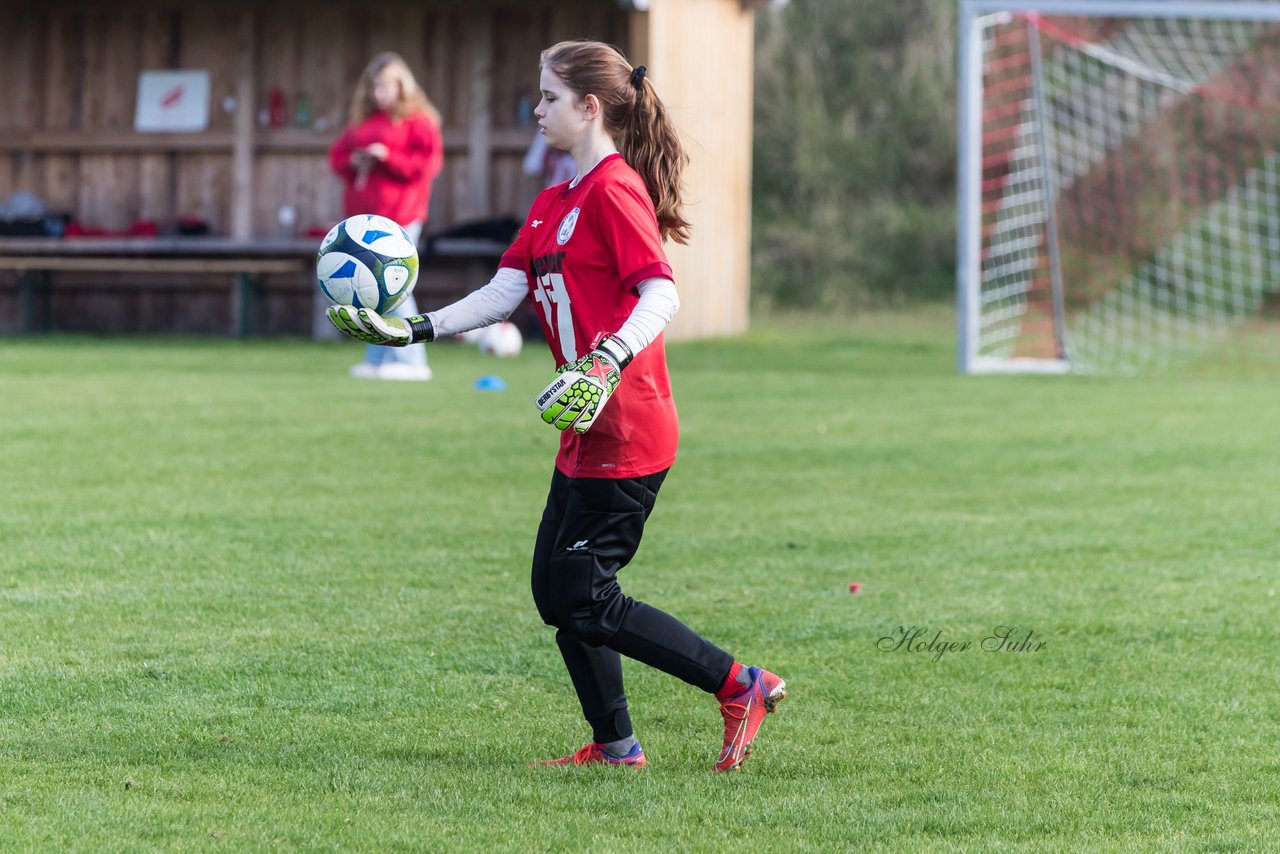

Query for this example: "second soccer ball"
[478,322,523,357]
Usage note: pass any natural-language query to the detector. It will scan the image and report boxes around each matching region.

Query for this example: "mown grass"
[2,308,1277,851]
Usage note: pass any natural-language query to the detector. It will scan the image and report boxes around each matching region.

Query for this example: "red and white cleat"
[533,741,647,768]
[714,667,786,773]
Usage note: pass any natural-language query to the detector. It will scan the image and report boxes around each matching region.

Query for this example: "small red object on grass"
[848,582,862,594]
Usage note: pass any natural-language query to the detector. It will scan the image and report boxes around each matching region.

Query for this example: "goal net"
[957,0,1280,373]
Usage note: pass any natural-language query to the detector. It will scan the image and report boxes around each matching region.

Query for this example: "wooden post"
[230,9,255,241]
[646,0,754,339]
[460,13,494,221]
[627,9,650,67]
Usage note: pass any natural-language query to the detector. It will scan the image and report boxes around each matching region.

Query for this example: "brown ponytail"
[540,40,692,244]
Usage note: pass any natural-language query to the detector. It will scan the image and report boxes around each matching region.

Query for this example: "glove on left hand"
[535,335,633,434]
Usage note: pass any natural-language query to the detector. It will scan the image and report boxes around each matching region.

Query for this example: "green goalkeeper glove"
[535,334,633,434]
[326,305,435,346]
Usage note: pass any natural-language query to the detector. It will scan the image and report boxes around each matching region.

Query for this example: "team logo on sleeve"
[556,208,580,245]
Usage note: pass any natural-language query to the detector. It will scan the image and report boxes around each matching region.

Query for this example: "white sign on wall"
[134,70,211,132]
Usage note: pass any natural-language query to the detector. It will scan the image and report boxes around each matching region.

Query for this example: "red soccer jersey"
[500,153,679,479]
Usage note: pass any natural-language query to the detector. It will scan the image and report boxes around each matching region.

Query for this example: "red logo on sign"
[160,86,185,109]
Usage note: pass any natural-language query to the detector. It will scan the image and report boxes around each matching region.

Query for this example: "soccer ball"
[478,322,523,357]
[316,214,419,315]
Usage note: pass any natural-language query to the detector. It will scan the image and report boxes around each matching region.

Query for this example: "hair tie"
[630,65,647,89]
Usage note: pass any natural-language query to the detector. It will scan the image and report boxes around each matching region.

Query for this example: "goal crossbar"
[962,1,1280,22]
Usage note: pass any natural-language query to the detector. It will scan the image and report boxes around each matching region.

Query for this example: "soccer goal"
[957,0,1280,373]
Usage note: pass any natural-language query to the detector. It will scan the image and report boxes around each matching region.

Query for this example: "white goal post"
[957,0,1280,373]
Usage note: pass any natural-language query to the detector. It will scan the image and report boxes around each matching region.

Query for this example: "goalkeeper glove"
[326,305,435,347]
[535,334,633,434]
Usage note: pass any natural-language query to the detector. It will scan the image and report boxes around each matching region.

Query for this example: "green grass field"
[2,309,1277,852]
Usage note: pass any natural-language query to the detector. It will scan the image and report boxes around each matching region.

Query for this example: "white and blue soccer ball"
[316,214,419,315]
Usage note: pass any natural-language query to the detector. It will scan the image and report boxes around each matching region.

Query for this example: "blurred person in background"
[523,128,577,189]
[329,52,443,380]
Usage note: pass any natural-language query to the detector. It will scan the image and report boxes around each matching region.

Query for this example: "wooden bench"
[0,234,513,336]
[0,236,317,335]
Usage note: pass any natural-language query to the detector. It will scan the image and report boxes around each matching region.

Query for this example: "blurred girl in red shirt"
[329,52,443,380]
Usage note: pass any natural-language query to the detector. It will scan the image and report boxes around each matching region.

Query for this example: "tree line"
[752,0,958,309]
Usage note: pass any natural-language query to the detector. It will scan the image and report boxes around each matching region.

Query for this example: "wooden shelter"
[0,0,761,338]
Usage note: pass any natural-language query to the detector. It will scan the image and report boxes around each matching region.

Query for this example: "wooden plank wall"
[0,0,752,338]
[0,0,627,237]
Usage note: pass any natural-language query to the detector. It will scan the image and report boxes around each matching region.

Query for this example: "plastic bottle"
[268,88,287,128]
[295,91,311,128]
[277,205,297,237]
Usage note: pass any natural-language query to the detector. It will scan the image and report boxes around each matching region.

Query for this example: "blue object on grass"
[474,375,507,392]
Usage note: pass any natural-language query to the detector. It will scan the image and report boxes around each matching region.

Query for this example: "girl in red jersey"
[329,52,443,381]
[328,40,786,772]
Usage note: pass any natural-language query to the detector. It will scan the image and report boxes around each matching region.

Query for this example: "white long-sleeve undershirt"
[426,267,527,336]
[614,278,680,356]
[426,270,680,358]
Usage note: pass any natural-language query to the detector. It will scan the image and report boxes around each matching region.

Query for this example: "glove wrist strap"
[595,334,633,370]
[406,314,436,343]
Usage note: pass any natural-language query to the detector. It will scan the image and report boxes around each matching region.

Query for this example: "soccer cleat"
[714,666,787,773]
[533,741,647,768]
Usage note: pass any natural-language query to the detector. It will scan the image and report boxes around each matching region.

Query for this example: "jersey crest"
[557,208,580,245]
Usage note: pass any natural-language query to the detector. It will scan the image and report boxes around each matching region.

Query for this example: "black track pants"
[530,468,735,742]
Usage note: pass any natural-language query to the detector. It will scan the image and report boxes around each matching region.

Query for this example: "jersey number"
[533,272,578,362]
